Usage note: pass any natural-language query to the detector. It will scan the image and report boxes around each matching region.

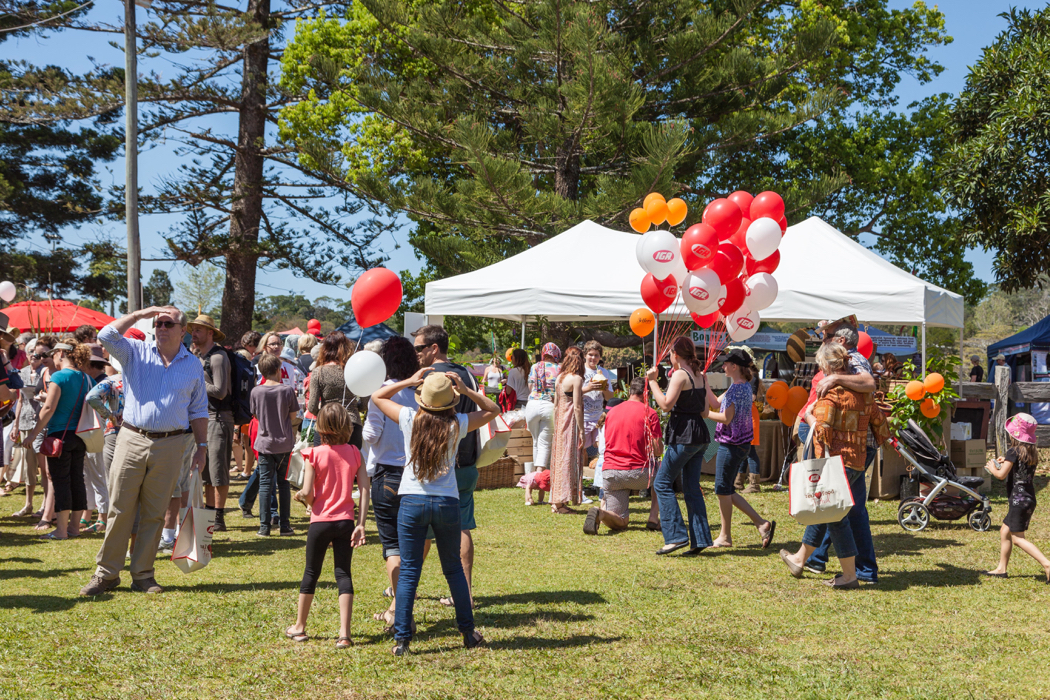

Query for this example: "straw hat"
[186,314,226,342]
[0,313,14,344]
[415,372,458,411]
[1006,413,1037,445]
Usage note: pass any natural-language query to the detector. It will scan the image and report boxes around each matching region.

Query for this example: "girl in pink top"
[285,404,369,649]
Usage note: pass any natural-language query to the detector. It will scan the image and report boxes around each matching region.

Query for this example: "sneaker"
[231,473,249,482]
[583,507,601,535]
[80,574,120,596]
[804,564,826,575]
[158,538,175,554]
[257,526,271,537]
[212,510,227,532]
[130,577,164,594]
[279,527,296,537]
[241,508,254,519]
[271,515,279,527]
[581,497,593,505]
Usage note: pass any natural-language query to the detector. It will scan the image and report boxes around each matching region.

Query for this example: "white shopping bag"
[788,435,855,526]
[476,414,512,467]
[172,471,216,574]
[286,425,312,491]
[76,401,105,453]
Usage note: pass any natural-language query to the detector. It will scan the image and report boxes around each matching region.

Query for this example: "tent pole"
[958,326,965,385]
[921,322,927,379]
[520,317,526,347]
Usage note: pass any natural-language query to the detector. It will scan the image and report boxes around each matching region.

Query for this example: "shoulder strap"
[59,371,87,435]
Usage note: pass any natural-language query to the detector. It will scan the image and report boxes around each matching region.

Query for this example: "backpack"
[225,348,255,425]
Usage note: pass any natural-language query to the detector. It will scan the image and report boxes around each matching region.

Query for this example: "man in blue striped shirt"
[81,306,209,597]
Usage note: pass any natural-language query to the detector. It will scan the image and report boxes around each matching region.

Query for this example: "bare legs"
[987,524,1050,581]
[288,592,353,641]
[713,493,772,547]
[205,485,229,513]
[785,543,857,584]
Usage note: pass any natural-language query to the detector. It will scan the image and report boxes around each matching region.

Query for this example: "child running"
[286,403,370,648]
[982,413,1050,583]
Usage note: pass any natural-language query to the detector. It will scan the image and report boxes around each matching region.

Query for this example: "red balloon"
[691,311,720,329]
[351,267,403,328]
[745,249,780,276]
[681,223,719,270]
[777,215,787,234]
[719,276,745,315]
[728,191,754,216]
[640,273,677,314]
[728,217,752,256]
[750,191,785,221]
[858,331,874,359]
[703,198,743,240]
[709,244,744,283]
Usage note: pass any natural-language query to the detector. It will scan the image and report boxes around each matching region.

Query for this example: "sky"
[5,0,1032,308]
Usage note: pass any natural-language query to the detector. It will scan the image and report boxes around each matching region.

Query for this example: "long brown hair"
[317,403,352,445]
[560,346,585,377]
[410,409,460,483]
[318,331,355,366]
[671,336,701,375]
[511,347,531,375]
[1009,434,1039,467]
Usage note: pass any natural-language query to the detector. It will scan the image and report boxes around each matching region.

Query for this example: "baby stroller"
[893,419,992,532]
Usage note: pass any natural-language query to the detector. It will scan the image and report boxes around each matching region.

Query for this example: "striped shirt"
[98,325,208,432]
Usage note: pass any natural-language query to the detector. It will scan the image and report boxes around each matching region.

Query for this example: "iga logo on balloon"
[737,317,755,330]
[662,284,677,298]
[652,250,675,263]
[690,243,711,258]
[688,287,709,301]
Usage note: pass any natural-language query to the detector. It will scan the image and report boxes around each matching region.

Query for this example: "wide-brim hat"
[415,372,459,411]
[1006,413,1037,445]
[86,343,110,366]
[0,313,13,344]
[995,353,1006,361]
[186,314,226,342]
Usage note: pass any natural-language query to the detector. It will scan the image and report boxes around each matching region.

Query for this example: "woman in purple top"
[705,349,775,550]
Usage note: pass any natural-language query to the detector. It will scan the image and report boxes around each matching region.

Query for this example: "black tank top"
[664,369,710,446]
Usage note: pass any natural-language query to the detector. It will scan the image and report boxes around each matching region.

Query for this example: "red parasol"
[1,300,115,333]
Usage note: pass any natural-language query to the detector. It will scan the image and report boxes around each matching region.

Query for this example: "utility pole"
[125,0,150,312]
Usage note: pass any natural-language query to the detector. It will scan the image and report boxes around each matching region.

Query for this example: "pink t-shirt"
[302,444,361,523]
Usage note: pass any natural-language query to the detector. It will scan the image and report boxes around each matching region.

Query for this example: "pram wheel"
[968,511,991,532]
[898,500,930,532]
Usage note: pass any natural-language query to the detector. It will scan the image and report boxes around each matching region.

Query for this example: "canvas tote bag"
[76,375,105,454]
[788,433,855,526]
[172,470,216,574]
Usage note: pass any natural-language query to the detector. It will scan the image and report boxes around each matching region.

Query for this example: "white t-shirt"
[397,407,469,499]
[583,366,614,425]
[506,366,528,400]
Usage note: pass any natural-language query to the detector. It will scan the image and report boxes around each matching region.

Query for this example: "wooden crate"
[506,428,533,464]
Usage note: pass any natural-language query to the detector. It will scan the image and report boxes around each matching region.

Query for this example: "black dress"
[1003,448,1037,532]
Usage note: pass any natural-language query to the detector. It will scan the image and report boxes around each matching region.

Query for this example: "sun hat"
[0,313,14,344]
[995,353,1006,361]
[86,344,110,366]
[415,371,458,411]
[1006,413,1037,445]
[786,329,808,364]
[186,314,226,342]
[541,342,562,361]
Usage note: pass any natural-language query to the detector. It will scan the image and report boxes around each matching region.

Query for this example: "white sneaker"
[581,497,593,505]
[158,538,175,554]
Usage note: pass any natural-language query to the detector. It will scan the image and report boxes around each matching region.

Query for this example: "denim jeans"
[805,446,879,581]
[801,467,865,561]
[653,443,713,549]
[238,467,278,519]
[714,443,750,495]
[747,445,760,475]
[256,452,291,531]
[394,495,475,642]
[372,465,403,559]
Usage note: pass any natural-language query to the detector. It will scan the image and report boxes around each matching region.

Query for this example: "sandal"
[646,521,662,531]
[83,522,106,534]
[33,520,52,531]
[12,506,33,517]
[761,520,776,549]
[552,506,574,515]
[382,586,394,598]
[335,636,352,649]
[655,542,688,556]
[439,596,476,609]
[40,532,67,541]
[284,627,309,642]
[463,630,485,649]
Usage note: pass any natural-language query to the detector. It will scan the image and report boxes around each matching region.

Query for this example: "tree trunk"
[554,135,580,200]
[219,0,270,341]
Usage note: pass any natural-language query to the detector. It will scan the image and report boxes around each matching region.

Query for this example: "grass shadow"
[874,562,984,590]
[0,567,84,580]
[475,590,607,607]
[0,594,101,612]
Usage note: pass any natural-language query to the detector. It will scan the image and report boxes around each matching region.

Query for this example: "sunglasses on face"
[414,344,430,353]
[31,353,48,360]
[154,321,180,329]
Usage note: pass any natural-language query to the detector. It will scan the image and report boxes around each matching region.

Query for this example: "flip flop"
[655,542,688,556]
[439,596,476,609]
[382,586,394,598]
[39,532,67,541]
[335,636,352,649]
[284,628,309,642]
[761,520,777,549]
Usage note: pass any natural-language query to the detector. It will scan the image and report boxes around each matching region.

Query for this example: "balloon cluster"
[630,190,787,342]
[764,380,809,427]
[905,373,945,419]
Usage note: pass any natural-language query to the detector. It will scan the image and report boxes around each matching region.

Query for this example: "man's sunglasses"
[154,320,181,329]
[414,344,430,353]
[31,353,49,359]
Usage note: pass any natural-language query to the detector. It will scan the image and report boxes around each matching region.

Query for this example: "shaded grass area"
[1,473,1049,699]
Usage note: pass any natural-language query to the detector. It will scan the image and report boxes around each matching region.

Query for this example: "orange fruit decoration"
[643,193,666,210]
[646,197,669,225]
[923,372,944,394]
[665,198,688,226]
[920,397,940,418]
[629,207,650,233]
[905,380,926,401]
[765,380,789,409]
[630,307,656,337]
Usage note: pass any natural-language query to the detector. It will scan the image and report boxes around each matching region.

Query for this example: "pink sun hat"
[1006,413,1037,445]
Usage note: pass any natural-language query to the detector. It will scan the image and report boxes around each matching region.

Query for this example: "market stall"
[986,314,1050,423]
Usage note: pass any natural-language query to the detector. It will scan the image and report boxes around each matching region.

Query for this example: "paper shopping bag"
[76,401,105,453]
[172,472,216,574]
[788,436,855,526]
[476,414,512,467]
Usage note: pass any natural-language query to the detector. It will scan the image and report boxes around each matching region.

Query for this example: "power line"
[0,0,94,34]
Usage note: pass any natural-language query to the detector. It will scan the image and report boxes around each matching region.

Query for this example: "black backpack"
[225,348,255,425]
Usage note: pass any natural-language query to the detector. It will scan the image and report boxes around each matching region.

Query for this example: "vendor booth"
[986,315,1050,423]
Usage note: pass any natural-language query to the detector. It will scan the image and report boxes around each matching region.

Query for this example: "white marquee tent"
[425,217,964,329]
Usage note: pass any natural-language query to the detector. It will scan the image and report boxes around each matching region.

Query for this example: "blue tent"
[335,315,400,345]
[987,315,1050,361]
[987,315,1050,422]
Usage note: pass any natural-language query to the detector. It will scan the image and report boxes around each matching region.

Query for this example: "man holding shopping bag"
[80,306,208,597]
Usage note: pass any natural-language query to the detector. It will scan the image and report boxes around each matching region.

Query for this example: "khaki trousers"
[95,429,194,581]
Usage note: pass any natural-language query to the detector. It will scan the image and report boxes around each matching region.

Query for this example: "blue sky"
[5,0,1028,306]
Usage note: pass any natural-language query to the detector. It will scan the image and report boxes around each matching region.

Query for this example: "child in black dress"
[982,413,1050,583]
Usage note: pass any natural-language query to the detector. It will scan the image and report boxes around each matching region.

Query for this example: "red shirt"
[602,400,660,471]
[801,370,824,417]
[302,444,361,523]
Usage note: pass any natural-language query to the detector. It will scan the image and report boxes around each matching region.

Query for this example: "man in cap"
[188,314,233,532]
[969,355,984,383]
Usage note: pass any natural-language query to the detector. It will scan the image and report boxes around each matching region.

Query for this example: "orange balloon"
[630,307,655,337]
[920,397,940,418]
[786,386,810,415]
[905,380,926,401]
[923,372,944,394]
[780,410,796,427]
[629,208,650,233]
[646,198,669,226]
[765,380,789,409]
[643,193,666,210]
[505,348,514,363]
[665,198,688,226]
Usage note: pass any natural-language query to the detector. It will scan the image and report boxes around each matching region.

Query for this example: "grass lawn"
[1,472,1049,700]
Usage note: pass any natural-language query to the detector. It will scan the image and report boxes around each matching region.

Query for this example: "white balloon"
[728,308,760,341]
[745,218,782,261]
[744,272,778,311]
[343,350,386,397]
[713,283,728,310]
[669,251,689,287]
[640,229,680,279]
[682,269,720,313]
[0,281,15,303]
[634,233,647,270]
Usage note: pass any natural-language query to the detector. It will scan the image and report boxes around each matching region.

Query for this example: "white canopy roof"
[424,217,964,328]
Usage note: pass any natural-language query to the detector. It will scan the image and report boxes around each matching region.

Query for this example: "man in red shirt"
[584,378,662,535]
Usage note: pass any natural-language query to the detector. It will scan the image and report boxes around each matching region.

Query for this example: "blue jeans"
[714,443,750,495]
[394,495,475,643]
[239,460,278,520]
[801,467,865,561]
[653,443,713,549]
[257,452,291,531]
[805,447,879,581]
[747,445,760,475]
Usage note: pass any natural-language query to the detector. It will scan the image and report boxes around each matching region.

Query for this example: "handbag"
[40,373,86,458]
[172,470,216,574]
[76,375,105,454]
[788,433,855,526]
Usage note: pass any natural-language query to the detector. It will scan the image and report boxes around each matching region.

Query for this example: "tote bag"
[476,414,512,467]
[76,380,105,454]
[172,471,216,574]
[788,434,855,526]
[286,425,312,491]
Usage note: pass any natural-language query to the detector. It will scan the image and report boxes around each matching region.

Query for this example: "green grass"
[1,474,1049,700]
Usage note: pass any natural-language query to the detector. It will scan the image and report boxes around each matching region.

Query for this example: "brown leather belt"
[122,424,190,440]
